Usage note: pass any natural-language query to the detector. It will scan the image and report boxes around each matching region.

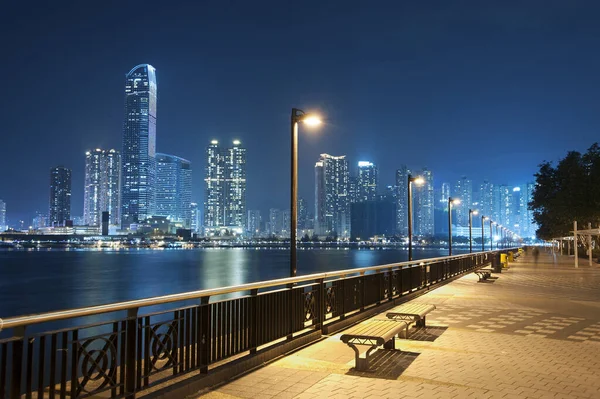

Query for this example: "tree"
[530,143,600,240]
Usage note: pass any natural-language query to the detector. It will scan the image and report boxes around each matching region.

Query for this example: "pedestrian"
[532,247,539,264]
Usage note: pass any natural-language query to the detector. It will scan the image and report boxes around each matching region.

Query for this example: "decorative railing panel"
[0,248,519,399]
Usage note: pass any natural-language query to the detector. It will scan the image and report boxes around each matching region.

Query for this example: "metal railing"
[0,248,519,399]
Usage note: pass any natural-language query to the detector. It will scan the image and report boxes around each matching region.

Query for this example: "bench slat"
[386,303,436,318]
[340,320,406,345]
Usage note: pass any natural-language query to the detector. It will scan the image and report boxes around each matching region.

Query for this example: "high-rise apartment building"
[203,140,247,234]
[49,166,72,226]
[190,203,199,233]
[298,197,307,230]
[453,176,472,227]
[269,208,284,237]
[522,182,536,238]
[247,210,261,237]
[498,185,511,228]
[479,180,494,221]
[357,161,378,202]
[314,154,349,238]
[0,199,5,231]
[413,168,434,236]
[439,183,451,210]
[394,166,410,236]
[121,64,157,229]
[155,153,192,228]
[84,149,121,227]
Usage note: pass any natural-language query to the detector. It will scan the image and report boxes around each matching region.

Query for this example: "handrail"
[0,248,518,330]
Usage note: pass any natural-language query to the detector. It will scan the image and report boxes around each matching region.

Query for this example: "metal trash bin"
[500,253,508,269]
[492,252,502,273]
[508,252,514,262]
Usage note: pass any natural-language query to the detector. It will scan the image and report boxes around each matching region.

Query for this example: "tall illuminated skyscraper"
[413,168,434,236]
[314,154,349,238]
[479,180,494,220]
[121,64,157,229]
[84,149,121,227]
[357,161,378,202]
[49,166,72,226]
[0,199,5,231]
[225,140,246,229]
[203,140,246,234]
[453,176,472,227]
[395,165,410,236]
[190,202,199,233]
[247,210,261,236]
[155,153,192,227]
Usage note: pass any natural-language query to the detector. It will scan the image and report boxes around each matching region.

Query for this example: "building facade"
[49,166,72,226]
[357,161,378,202]
[314,154,349,238]
[84,149,121,227]
[413,168,434,236]
[453,176,472,227]
[155,153,192,228]
[247,210,261,237]
[190,202,199,233]
[203,140,247,235]
[394,166,410,236]
[121,64,158,229]
[0,199,5,231]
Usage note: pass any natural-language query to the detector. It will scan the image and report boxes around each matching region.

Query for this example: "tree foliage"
[529,143,600,240]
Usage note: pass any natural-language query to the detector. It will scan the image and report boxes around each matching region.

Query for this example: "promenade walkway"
[195,250,600,399]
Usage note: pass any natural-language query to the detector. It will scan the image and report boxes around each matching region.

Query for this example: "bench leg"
[348,344,377,371]
[383,338,395,350]
[416,317,426,328]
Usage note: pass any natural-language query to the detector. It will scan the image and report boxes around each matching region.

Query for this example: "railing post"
[199,297,210,373]
[318,278,325,332]
[10,326,25,399]
[387,268,393,301]
[125,308,138,399]
[250,289,258,354]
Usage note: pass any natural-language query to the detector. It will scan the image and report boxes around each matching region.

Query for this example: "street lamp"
[407,174,425,261]
[490,220,495,251]
[448,197,460,256]
[290,108,322,278]
[482,216,488,251]
[468,209,478,253]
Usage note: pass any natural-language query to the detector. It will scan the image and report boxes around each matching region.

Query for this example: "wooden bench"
[385,303,436,328]
[340,319,409,371]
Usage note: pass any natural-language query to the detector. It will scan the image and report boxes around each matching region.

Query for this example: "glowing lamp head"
[210,140,218,145]
[232,140,241,145]
[413,177,425,185]
[471,210,478,215]
[450,198,460,205]
[302,115,322,126]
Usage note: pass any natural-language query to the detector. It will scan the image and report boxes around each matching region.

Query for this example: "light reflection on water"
[0,247,464,321]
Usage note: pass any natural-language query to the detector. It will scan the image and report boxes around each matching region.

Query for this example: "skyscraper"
[84,149,121,227]
[121,64,157,229]
[357,161,378,202]
[298,197,307,230]
[314,154,349,238]
[413,168,434,236]
[0,199,5,231]
[453,176,472,227]
[479,180,494,220]
[49,166,72,226]
[190,202,199,233]
[269,208,284,237]
[203,140,247,234]
[395,166,410,236]
[155,153,192,228]
[225,140,246,230]
[498,185,511,227]
[247,210,261,237]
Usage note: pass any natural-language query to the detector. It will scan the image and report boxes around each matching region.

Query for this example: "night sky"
[2,1,600,224]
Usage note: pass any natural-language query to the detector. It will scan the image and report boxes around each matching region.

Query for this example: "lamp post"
[407,174,425,261]
[468,209,478,253]
[448,197,460,256]
[482,216,488,251]
[490,220,494,251]
[290,108,321,278]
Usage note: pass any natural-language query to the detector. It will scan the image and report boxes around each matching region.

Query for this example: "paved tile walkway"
[195,249,600,399]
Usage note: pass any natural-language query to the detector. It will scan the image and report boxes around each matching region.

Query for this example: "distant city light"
[358,161,373,167]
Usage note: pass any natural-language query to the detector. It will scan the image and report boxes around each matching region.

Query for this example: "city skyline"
[4,2,600,226]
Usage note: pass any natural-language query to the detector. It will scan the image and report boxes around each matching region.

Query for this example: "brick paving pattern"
[195,249,600,399]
